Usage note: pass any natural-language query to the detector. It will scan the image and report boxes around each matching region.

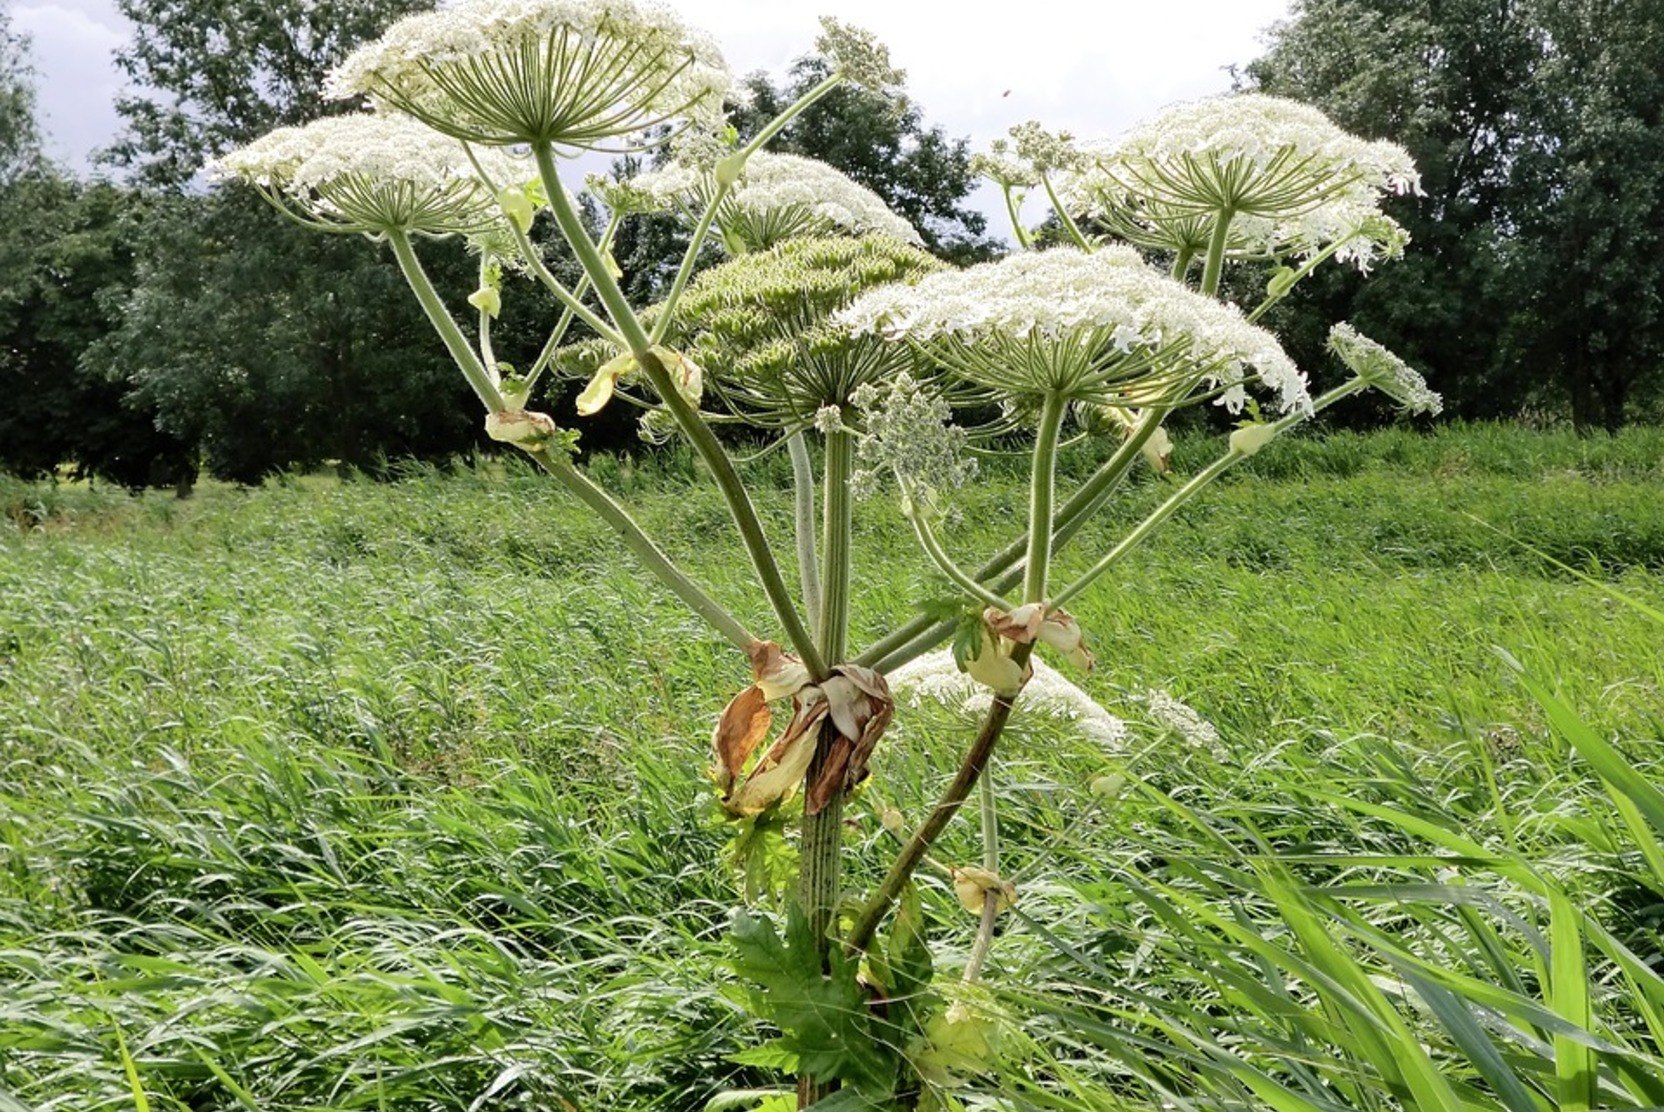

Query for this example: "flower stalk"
[534,141,827,679]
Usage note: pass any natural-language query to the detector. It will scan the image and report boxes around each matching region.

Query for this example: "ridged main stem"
[796,428,853,1108]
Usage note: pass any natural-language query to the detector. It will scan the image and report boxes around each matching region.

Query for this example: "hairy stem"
[1171,245,1196,283]
[795,426,854,1108]
[1200,208,1236,298]
[788,434,823,641]
[1025,392,1068,604]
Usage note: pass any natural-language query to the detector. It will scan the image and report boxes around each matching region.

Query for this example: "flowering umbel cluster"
[213,113,531,238]
[838,246,1309,413]
[617,151,924,252]
[325,0,733,150]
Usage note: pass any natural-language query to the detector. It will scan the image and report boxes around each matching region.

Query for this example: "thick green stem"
[533,143,826,679]
[816,429,853,666]
[1025,393,1068,604]
[787,434,823,641]
[522,212,621,395]
[1171,246,1196,283]
[797,430,854,945]
[529,449,754,649]
[388,230,505,412]
[795,426,854,1108]
[1200,209,1236,298]
[845,643,1034,955]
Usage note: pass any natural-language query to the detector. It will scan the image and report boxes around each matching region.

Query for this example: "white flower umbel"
[326,0,733,150]
[620,151,922,251]
[838,246,1309,413]
[889,649,1127,749]
[1060,95,1417,278]
[1097,93,1417,213]
[214,113,533,236]
[1329,323,1443,415]
[1144,689,1223,754]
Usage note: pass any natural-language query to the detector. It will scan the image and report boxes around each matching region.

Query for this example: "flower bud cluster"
[850,372,976,502]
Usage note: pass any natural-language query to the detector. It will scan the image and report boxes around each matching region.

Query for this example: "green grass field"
[3,423,1662,1109]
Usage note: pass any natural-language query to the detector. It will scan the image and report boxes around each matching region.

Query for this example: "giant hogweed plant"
[217,2,1441,1105]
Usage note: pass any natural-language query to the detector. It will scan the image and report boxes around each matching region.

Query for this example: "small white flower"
[888,649,1128,749]
[838,247,1309,413]
[326,0,734,151]
[1328,323,1443,415]
[1144,689,1222,752]
[619,151,922,250]
[1059,94,1418,268]
[213,113,530,236]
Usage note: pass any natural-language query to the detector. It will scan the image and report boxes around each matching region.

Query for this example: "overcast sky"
[14,0,1291,231]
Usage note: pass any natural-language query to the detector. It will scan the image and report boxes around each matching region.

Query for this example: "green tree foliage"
[105,0,430,188]
[0,14,195,487]
[88,192,484,483]
[1245,0,1664,428]
[0,2,40,186]
[1,178,198,487]
[1506,0,1664,431]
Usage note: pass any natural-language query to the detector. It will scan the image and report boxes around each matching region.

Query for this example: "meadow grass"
[1,423,1661,1108]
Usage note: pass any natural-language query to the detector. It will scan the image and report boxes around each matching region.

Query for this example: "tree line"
[1242,0,1664,432]
[2,0,1661,491]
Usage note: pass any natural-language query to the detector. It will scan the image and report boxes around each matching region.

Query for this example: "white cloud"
[13,0,127,169]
